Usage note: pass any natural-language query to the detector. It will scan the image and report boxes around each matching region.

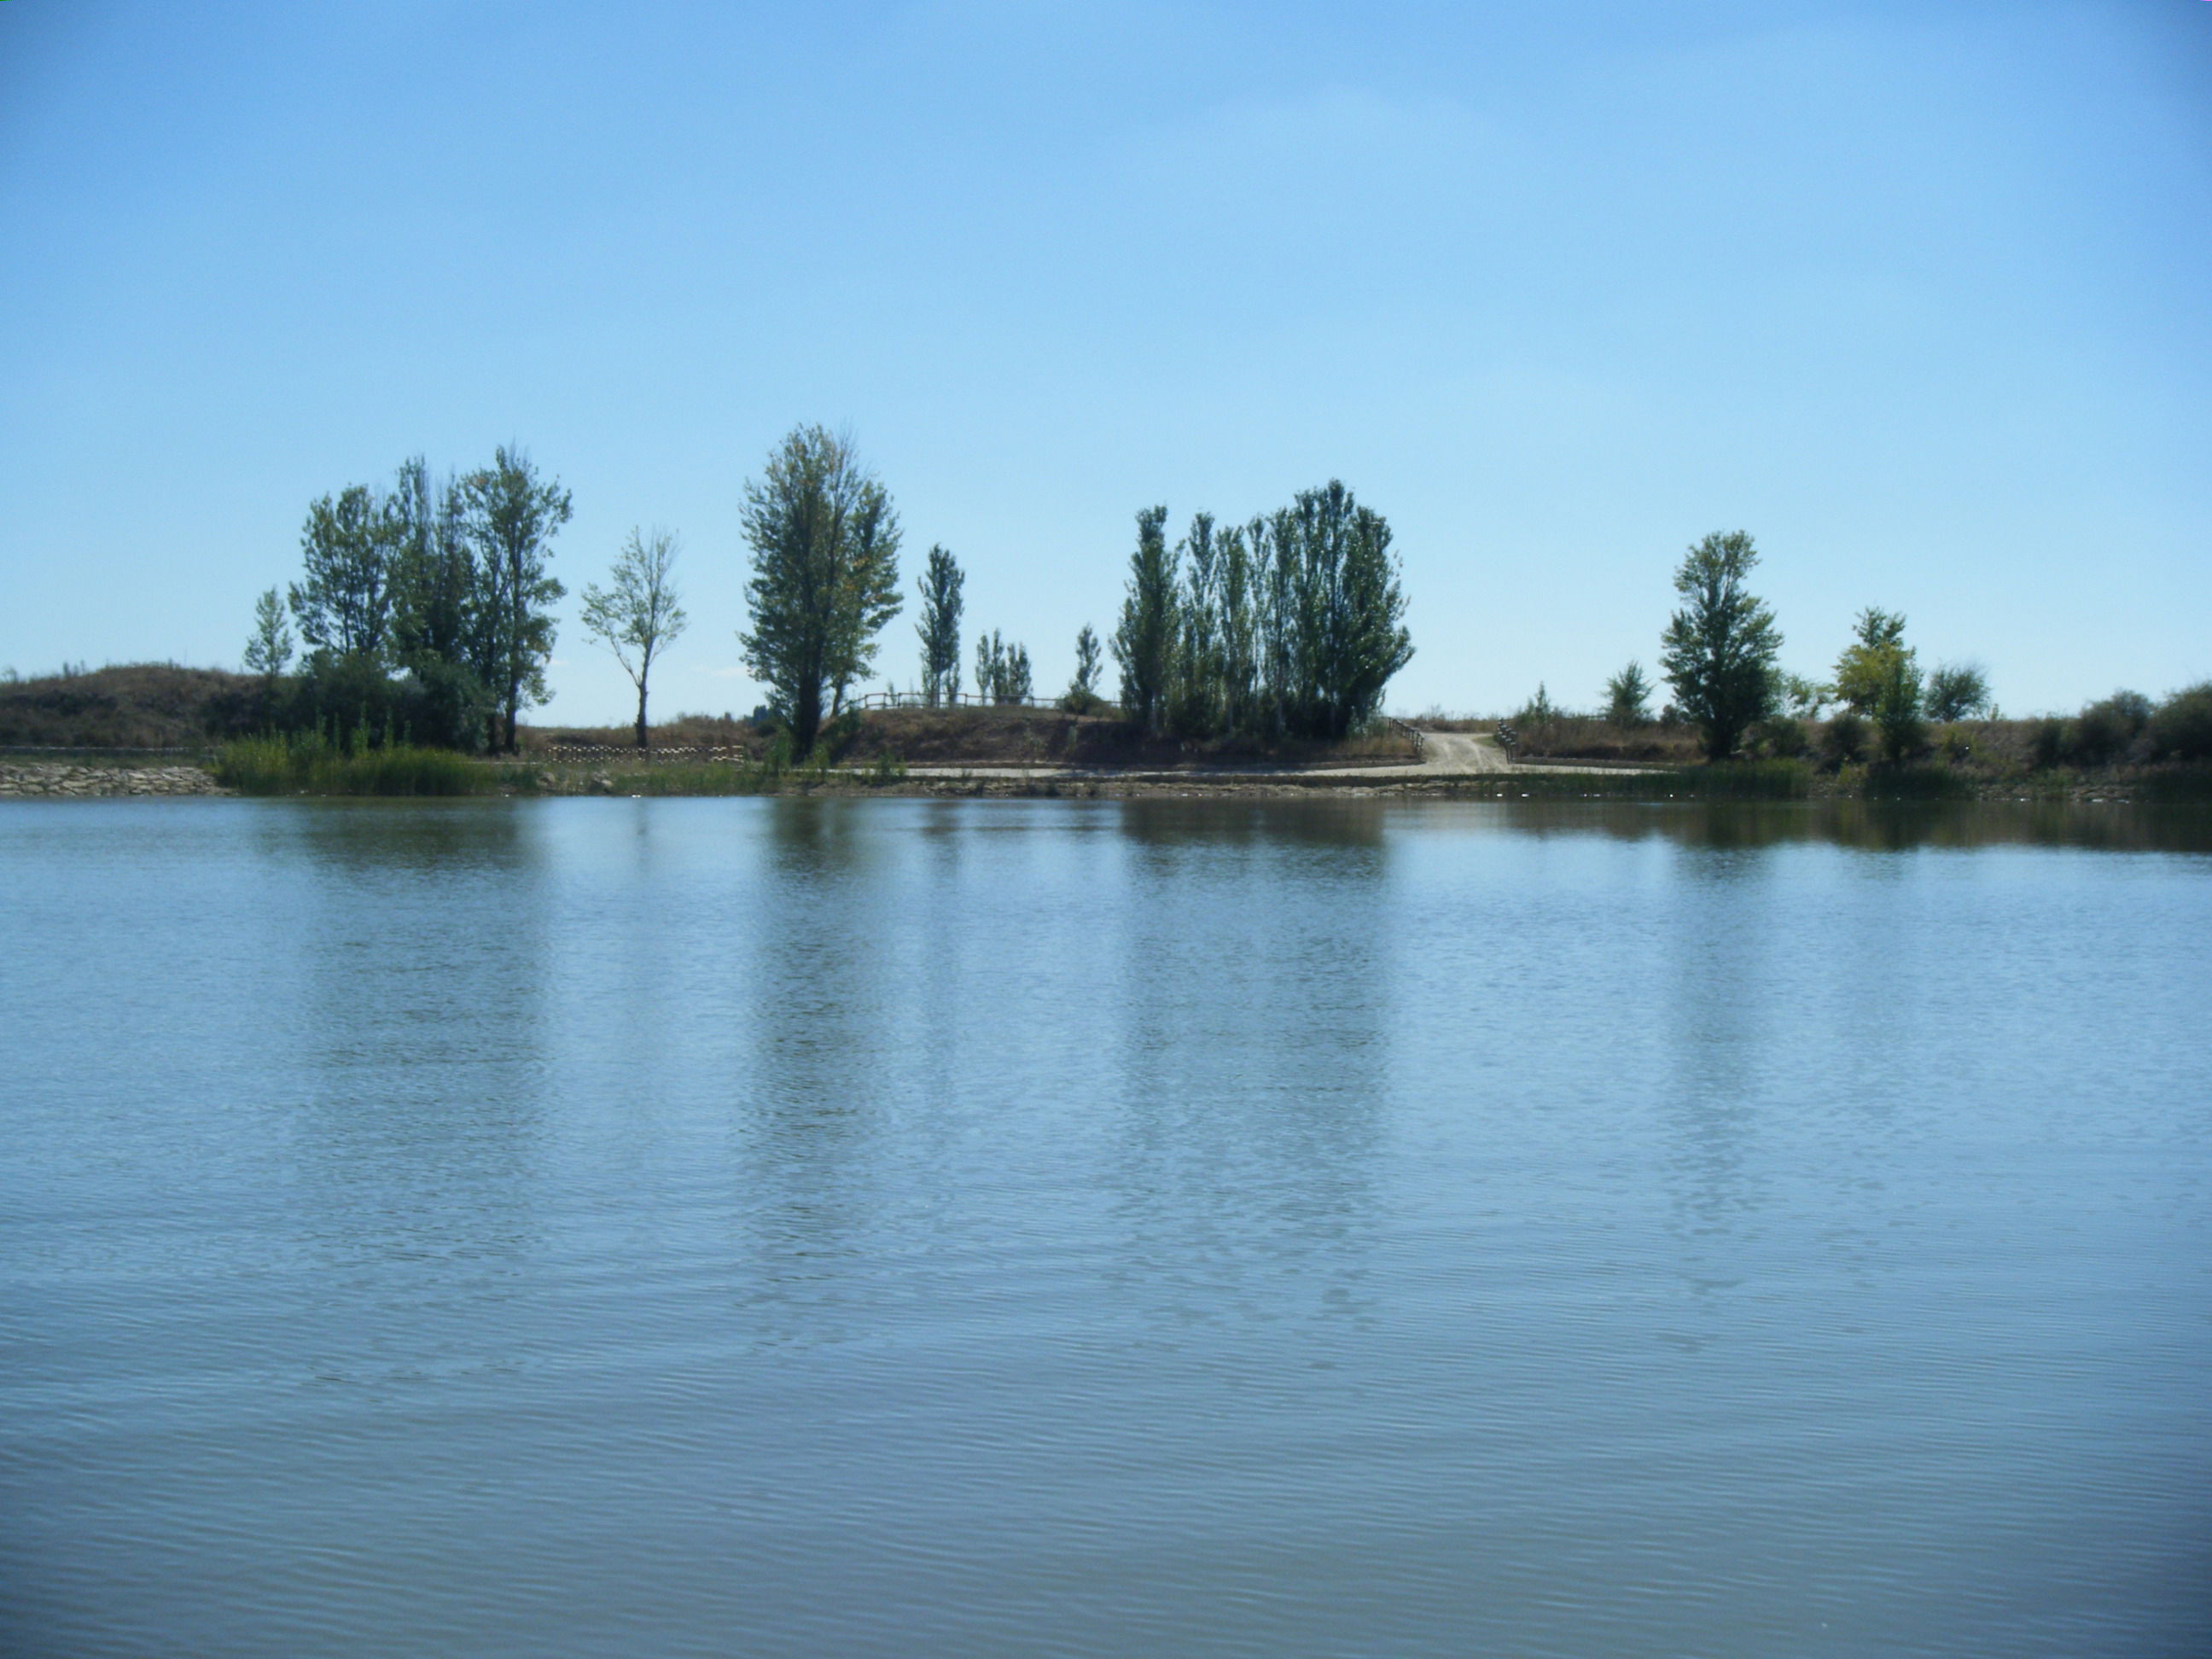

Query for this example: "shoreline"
[1,758,2200,806]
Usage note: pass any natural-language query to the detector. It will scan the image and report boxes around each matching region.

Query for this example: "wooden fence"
[527,743,752,765]
[843,690,1114,713]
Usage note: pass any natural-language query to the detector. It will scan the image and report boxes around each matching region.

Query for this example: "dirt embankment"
[0,664,266,748]
[525,704,1423,771]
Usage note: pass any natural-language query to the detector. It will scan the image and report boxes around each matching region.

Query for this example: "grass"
[1435,761,1807,800]
[602,760,775,795]
[214,733,489,796]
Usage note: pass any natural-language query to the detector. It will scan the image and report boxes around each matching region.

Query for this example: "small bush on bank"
[1820,710,1869,768]
[2148,683,2212,762]
[2030,716,2064,771]
[2064,692,2151,767]
[1753,715,1808,759]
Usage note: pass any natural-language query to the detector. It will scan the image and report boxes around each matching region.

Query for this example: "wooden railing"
[1386,719,1426,759]
[527,743,751,765]
[844,690,1116,713]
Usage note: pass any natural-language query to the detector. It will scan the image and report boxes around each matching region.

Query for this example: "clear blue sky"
[3,0,2206,722]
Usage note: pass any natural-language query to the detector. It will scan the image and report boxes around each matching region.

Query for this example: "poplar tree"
[460,446,571,753]
[387,457,492,749]
[916,544,965,705]
[1604,661,1652,726]
[289,485,394,661]
[1067,623,1104,709]
[1658,530,1782,761]
[243,587,294,678]
[737,425,903,758]
[1111,505,1175,736]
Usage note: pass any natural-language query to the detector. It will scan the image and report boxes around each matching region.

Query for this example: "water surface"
[3,796,2208,1656]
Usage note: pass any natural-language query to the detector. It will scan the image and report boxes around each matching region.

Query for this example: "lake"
[3,795,2207,1657]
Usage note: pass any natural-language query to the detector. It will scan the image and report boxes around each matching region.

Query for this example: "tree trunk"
[635,680,649,751]
[790,681,822,761]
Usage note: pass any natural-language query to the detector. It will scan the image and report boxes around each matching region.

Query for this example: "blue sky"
[3,0,2206,722]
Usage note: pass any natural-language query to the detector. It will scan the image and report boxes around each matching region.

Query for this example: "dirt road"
[1406,730,1510,774]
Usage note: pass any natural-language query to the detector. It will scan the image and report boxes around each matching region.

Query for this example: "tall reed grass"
[215,733,486,796]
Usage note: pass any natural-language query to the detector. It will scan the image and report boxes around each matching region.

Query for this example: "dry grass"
[0,663,266,748]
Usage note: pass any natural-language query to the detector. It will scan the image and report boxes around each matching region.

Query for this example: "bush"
[1753,715,1807,758]
[2148,682,2212,762]
[278,651,495,753]
[1820,710,1869,768]
[1925,662,1992,721]
[2030,716,2064,771]
[2064,692,2150,767]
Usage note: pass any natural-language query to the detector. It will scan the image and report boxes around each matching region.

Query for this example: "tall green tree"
[1066,623,1104,709]
[1867,642,1926,764]
[1275,481,1412,739]
[1111,505,1176,736]
[737,425,903,758]
[1604,660,1651,726]
[1215,524,1259,736]
[459,446,572,753]
[1925,661,1992,722]
[1658,530,1782,761]
[385,457,493,750]
[1169,513,1222,736]
[289,485,394,661]
[581,527,690,749]
[243,586,294,679]
[916,544,965,706]
[1832,608,1910,713]
[973,630,1032,702]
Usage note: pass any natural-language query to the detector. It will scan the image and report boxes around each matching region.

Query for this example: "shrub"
[2147,682,2212,762]
[2029,716,2064,770]
[2064,692,2150,767]
[1925,662,1992,721]
[1754,715,1807,758]
[1820,710,1869,768]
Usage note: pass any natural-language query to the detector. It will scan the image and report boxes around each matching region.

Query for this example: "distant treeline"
[239,425,1419,761]
[910,478,1413,743]
[1514,529,2211,768]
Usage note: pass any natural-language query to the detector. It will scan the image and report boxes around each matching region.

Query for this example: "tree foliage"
[459,446,571,752]
[1111,505,1176,735]
[737,425,903,758]
[1114,482,1412,743]
[1925,661,1992,722]
[916,544,965,706]
[243,587,294,678]
[2147,682,2212,762]
[974,630,1033,702]
[580,527,689,748]
[1832,607,1910,713]
[1658,530,1782,761]
[1604,660,1650,727]
[289,486,394,659]
[1066,623,1104,710]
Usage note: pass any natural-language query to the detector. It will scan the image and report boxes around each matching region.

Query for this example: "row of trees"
[1621,529,2204,766]
[1641,530,1995,763]
[252,427,1423,760]
[733,432,1417,753]
[1109,481,1413,741]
